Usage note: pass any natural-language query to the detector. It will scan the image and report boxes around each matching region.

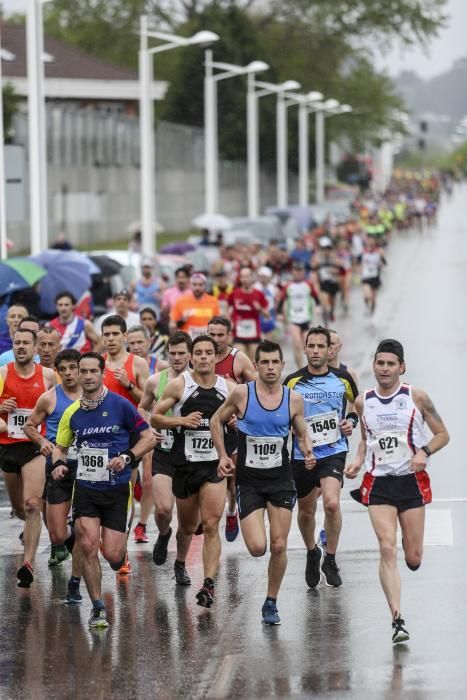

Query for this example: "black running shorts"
[292,453,346,499]
[0,443,41,474]
[236,477,297,520]
[45,460,76,505]
[351,471,432,512]
[361,276,381,290]
[151,449,175,478]
[72,481,132,533]
[172,463,224,499]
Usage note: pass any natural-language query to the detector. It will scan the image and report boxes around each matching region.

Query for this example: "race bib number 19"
[7,409,35,440]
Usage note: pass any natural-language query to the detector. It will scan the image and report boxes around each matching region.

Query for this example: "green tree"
[2,84,21,144]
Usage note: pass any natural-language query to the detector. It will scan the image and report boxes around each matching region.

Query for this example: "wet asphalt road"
[0,185,466,699]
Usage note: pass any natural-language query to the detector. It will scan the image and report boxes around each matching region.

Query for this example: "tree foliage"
[2,84,21,144]
[40,0,447,167]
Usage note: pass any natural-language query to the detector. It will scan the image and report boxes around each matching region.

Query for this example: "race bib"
[77,447,109,482]
[160,428,174,451]
[184,430,217,462]
[236,318,257,339]
[7,409,35,439]
[370,432,411,466]
[363,262,378,278]
[245,436,283,469]
[189,326,207,339]
[306,410,340,447]
[290,302,309,324]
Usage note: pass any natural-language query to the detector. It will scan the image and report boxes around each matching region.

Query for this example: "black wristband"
[52,459,67,470]
[120,449,138,469]
[421,445,432,457]
[346,412,359,429]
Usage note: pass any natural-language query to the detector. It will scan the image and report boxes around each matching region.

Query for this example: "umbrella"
[191,213,232,231]
[159,243,195,255]
[30,250,94,315]
[89,254,123,277]
[32,249,100,275]
[0,258,46,296]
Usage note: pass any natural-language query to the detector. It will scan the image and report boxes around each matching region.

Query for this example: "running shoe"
[48,544,59,567]
[17,561,34,588]
[134,523,149,544]
[225,512,239,542]
[319,528,327,548]
[116,554,132,575]
[392,615,410,644]
[55,544,71,564]
[152,527,172,565]
[261,599,281,626]
[173,561,191,587]
[305,545,323,588]
[321,554,342,587]
[65,578,82,605]
[88,606,109,629]
[196,580,214,608]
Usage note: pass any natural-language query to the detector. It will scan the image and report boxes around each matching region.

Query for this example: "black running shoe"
[321,554,342,587]
[196,580,214,608]
[392,615,410,644]
[305,546,323,588]
[17,561,34,588]
[173,561,191,587]
[152,527,172,565]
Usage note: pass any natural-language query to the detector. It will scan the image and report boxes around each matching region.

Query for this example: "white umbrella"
[191,213,233,231]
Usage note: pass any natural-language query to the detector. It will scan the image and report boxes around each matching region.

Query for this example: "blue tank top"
[135,279,160,309]
[148,356,158,374]
[237,382,291,479]
[46,385,75,442]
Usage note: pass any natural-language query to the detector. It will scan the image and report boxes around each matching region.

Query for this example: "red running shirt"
[228,288,267,341]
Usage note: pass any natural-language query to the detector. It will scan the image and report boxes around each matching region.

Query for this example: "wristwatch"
[119,453,132,466]
[420,445,432,457]
[127,381,135,391]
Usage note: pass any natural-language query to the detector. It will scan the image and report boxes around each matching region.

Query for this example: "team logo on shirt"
[396,398,407,410]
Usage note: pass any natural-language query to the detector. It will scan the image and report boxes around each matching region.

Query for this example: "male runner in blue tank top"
[211,340,315,625]
[24,349,83,603]
[51,352,156,628]
[284,326,359,589]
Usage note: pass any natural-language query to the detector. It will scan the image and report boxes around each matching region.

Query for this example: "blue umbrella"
[160,243,196,255]
[30,250,94,315]
[0,258,46,296]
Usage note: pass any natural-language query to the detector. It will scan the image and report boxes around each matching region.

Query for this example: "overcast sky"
[3,0,466,79]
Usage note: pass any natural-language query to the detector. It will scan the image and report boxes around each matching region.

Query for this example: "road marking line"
[207,654,237,699]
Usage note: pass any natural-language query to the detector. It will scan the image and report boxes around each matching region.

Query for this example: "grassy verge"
[77,230,193,253]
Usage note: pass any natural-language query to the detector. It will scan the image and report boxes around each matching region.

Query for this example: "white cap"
[258,266,273,278]
[319,236,333,248]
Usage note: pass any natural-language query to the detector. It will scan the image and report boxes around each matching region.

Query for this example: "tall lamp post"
[139,18,219,257]
[0,25,8,259]
[27,0,51,255]
[204,53,268,216]
[246,79,301,218]
[315,100,352,204]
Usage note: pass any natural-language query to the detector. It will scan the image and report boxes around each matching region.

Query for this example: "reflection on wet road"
[1,186,466,699]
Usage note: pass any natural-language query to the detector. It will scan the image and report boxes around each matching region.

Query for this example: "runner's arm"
[138,374,159,421]
[132,355,150,404]
[23,392,54,454]
[290,392,315,469]
[210,386,244,460]
[84,320,103,352]
[151,376,201,429]
[413,389,450,454]
[344,396,367,478]
[235,352,256,382]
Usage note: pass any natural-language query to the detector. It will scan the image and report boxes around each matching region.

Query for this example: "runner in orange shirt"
[169,274,220,339]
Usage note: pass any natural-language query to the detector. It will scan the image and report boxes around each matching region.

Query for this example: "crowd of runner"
[0,171,450,643]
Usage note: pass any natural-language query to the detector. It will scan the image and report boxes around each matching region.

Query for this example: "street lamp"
[0,26,8,259]
[27,0,52,255]
[204,53,268,216]
[139,18,219,257]
[246,79,301,218]
[314,99,353,204]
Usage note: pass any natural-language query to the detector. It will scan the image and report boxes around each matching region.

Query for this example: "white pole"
[276,93,287,207]
[298,102,309,207]
[247,73,259,218]
[139,15,155,257]
[315,109,325,204]
[0,26,8,259]
[204,49,218,215]
[27,0,48,254]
